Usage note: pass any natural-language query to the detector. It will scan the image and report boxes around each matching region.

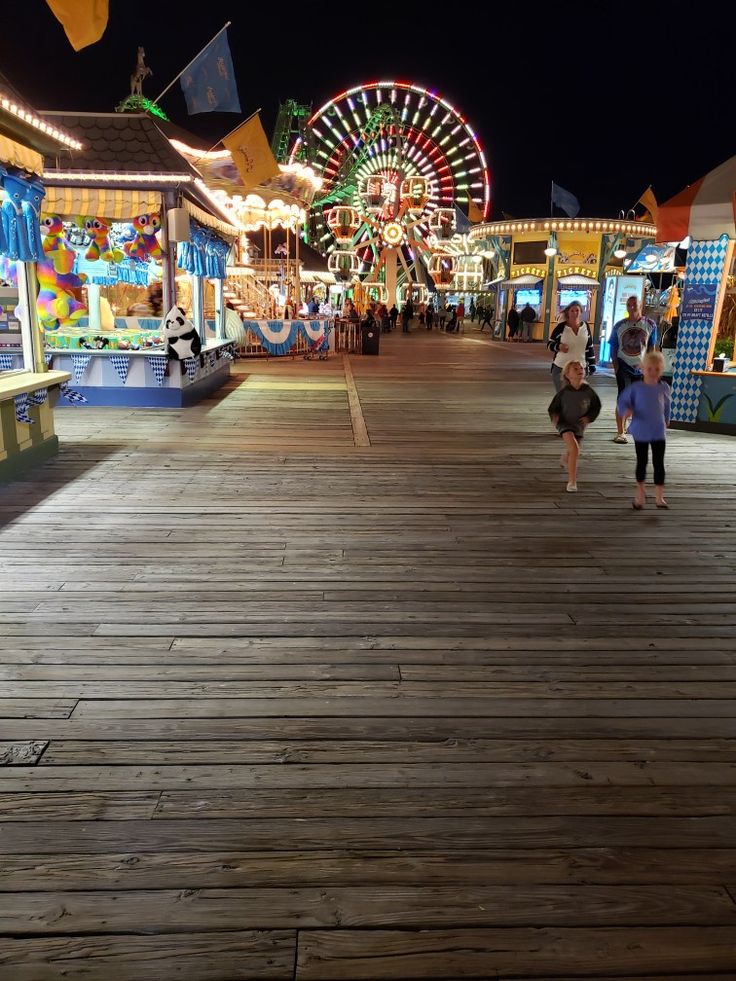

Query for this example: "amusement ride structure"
[304,81,491,305]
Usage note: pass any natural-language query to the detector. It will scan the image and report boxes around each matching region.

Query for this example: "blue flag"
[180,30,241,115]
[551,182,581,218]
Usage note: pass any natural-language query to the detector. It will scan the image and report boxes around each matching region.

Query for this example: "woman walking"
[547,301,596,391]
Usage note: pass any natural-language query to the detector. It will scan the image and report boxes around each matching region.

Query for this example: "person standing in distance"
[506,302,520,341]
[611,295,656,443]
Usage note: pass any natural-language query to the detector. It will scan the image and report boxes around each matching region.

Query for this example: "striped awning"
[42,186,161,219]
[0,134,43,175]
[183,197,240,241]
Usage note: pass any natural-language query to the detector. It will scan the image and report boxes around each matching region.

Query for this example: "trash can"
[361,321,380,355]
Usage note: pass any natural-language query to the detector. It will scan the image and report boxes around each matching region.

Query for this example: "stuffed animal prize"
[162,306,201,361]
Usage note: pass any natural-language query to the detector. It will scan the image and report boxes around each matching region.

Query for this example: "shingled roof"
[41,112,197,180]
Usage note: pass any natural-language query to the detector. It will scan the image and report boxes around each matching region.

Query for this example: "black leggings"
[635,440,666,486]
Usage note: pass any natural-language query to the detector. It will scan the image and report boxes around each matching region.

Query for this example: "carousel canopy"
[657,154,736,243]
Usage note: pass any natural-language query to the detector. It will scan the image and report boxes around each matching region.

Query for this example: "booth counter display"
[45,338,234,408]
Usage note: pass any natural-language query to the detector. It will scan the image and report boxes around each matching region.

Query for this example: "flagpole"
[550,181,553,218]
[151,21,232,106]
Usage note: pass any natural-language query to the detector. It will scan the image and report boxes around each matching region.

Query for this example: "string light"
[0,95,83,150]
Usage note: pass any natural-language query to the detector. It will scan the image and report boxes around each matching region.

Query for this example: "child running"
[616,350,671,509]
[548,360,601,493]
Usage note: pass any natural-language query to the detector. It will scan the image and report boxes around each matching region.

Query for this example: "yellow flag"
[222,114,281,191]
[46,0,108,50]
[467,195,484,224]
[637,186,658,221]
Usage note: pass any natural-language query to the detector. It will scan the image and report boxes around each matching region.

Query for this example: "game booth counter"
[0,78,76,479]
[658,154,736,433]
[1,110,240,407]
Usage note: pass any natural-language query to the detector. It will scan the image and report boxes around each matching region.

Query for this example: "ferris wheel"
[306,81,491,303]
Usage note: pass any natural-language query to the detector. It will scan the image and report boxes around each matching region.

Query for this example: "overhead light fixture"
[544,231,558,257]
[614,246,627,259]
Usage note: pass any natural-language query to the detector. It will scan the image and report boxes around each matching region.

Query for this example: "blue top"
[617,380,671,441]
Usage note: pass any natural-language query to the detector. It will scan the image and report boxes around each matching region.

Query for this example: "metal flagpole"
[151,21,232,106]
[550,181,554,218]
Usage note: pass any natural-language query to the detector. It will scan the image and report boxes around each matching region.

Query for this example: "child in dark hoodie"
[548,360,601,493]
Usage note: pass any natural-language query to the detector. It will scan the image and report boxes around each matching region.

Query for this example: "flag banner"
[71,354,91,385]
[223,114,281,191]
[180,30,241,115]
[147,355,168,387]
[14,393,33,424]
[638,186,659,221]
[45,0,108,51]
[454,206,472,235]
[109,355,130,385]
[28,388,48,407]
[467,196,484,224]
[552,182,581,218]
[60,383,88,404]
[0,354,14,371]
[184,358,199,382]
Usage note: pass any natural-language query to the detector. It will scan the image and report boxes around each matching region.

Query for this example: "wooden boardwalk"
[2,327,736,979]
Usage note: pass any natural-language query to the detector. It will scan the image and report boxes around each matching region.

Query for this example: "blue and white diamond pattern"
[27,388,48,407]
[14,393,33,424]
[60,383,88,404]
[71,354,91,385]
[671,237,731,423]
[147,355,168,387]
[183,358,198,383]
[109,355,130,385]
[0,353,14,372]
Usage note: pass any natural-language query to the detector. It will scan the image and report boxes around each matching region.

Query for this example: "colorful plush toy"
[36,253,87,330]
[84,217,123,263]
[41,215,73,260]
[123,213,163,262]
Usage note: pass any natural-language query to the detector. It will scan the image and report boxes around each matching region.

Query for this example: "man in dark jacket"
[506,303,520,341]
[520,303,536,342]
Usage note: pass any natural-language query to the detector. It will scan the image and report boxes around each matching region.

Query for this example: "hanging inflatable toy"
[1,173,30,260]
[123,213,163,262]
[21,180,46,261]
[84,217,124,263]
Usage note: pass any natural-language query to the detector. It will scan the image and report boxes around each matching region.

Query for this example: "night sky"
[1,0,729,219]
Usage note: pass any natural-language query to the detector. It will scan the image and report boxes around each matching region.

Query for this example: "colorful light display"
[308,81,491,300]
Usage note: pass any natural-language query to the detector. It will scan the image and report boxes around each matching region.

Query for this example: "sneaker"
[566,482,578,493]
[613,434,628,444]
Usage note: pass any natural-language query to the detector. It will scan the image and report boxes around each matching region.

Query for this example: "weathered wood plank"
[0,930,295,981]
[295,926,736,979]
[1,884,732,934]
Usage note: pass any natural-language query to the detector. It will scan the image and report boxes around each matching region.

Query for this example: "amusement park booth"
[658,155,736,433]
[0,76,75,479]
[7,111,240,408]
[468,218,656,342]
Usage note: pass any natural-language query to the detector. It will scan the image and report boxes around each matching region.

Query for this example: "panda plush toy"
[162,306,202,361]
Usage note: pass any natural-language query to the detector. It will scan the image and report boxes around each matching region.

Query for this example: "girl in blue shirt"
[617,351,671,510]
